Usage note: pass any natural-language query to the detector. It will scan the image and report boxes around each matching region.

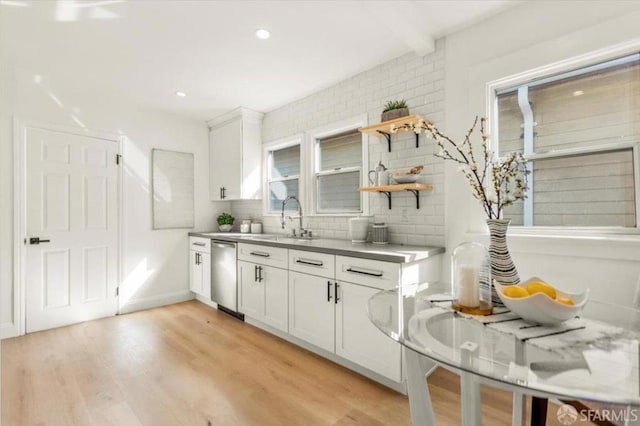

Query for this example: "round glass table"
[368,282,640,426]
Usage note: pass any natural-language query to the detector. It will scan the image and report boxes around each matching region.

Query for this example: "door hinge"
[116,154,122,165]
[116,287,119,296]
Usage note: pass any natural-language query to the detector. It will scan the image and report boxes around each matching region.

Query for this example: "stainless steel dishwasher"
[210,240,243,320]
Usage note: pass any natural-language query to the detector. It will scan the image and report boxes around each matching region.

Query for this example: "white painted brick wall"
[231,39,446,246]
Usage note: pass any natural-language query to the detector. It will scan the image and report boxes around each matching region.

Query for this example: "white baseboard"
[118,290,195,315]
[0,322,19,340]
[194,295,217,308]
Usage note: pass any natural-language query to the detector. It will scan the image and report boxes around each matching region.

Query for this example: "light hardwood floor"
[2,301,571,425]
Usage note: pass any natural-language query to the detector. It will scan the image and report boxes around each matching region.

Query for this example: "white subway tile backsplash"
[231,40,446,247]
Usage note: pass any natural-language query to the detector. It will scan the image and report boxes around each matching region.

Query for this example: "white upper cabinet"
[208,107,263,201]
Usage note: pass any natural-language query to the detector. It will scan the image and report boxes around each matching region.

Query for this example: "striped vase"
[487,219,520,305]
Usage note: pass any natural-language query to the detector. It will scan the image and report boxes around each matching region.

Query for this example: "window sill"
[464,227,640,262]
[507,226,640,240]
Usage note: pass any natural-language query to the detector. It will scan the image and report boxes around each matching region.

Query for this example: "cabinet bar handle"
[258,266,264,282]
[254,265,258,282]
[345,267,383,277]
[195,252,200,265]
[327,281,332,302]
[192,242,206,246]
[334,282,340,304]
[250,251,270,258]
[296,258,323,267]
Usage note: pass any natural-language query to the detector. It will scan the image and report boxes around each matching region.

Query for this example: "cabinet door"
[288,271,335,353]
[262,265,288,333]
[335,281,402,382]
[238,260,263,319]
[200,252,211,300]
[209,119,241,200]
[189,250,203,295]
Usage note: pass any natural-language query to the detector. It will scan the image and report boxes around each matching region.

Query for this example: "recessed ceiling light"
[255,29,271,40]
[573,90,584,97]
[175,91,187,97]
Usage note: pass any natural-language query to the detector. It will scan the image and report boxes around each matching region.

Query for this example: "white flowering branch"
[391,116,529,219]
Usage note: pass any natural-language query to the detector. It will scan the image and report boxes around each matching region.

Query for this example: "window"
[266,141,301,214]
[494,53,640,228]
[314,131,363,214]
[263,116,368,217]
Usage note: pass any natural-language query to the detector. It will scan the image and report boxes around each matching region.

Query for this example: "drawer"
[336,255,400,290]
[189,237,211,253]
[238,243,288,269]
[289,249,335,279]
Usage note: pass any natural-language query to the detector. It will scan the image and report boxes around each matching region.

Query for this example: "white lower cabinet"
[234,242,441,390]
[335,281,402,382]
[288,271,335,353]
[289,271,402,382]
[189,244,211,298]
[238,260,288,332]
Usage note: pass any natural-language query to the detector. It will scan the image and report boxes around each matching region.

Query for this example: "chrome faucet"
[281,196,306,237]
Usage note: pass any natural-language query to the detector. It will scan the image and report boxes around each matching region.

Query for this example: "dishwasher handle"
[211,240,236,249]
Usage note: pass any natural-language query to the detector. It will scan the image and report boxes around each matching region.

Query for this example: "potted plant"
[216,212,235,232]
[381,99,409,122]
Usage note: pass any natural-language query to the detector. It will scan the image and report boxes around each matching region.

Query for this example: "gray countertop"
[189,231,445,263]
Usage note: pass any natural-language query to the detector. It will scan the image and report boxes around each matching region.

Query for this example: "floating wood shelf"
[359,183,433,209]
[358,114,430,152]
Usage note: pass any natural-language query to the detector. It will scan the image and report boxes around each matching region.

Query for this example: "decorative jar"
[451,242,493,315]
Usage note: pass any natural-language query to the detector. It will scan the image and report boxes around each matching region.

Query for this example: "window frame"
[487,49,640,234]
[262,134,304,216]
[305,114,370,217]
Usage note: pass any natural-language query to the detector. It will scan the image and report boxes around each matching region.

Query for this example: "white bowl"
[218,224,233,232]
[392,174,419,184]
[495,277,589,325]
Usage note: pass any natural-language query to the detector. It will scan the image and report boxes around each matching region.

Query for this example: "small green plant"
[216,212,235,225]
[382,99,408,112]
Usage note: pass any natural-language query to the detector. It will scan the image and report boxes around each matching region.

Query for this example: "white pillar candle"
[457,264,480,307]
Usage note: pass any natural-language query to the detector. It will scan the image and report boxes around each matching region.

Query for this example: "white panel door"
[209,119,241,200]
[335,281,402,382]
[288,271,335,353]
[25,128,119,333]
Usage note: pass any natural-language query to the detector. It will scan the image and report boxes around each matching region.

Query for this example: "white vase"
[348,217,369,243]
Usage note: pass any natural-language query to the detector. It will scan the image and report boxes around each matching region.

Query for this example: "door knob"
[29,237,50,245]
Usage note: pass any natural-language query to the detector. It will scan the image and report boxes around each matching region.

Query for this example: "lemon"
[526,281,557,300]
[556,297,575,306]
[502,286,529,298]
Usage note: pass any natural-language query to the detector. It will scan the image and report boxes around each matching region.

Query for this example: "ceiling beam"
[364,3,436,57]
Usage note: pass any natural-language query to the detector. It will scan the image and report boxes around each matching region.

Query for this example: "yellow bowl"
[495,277,589,325]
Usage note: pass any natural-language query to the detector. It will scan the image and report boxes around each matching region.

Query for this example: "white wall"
[232,41,446,247]
[444,1,640,305]
[0,67,227,337]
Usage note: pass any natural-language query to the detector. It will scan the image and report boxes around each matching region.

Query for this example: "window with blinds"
[496,53,640,228]
[315,131,362,213]
[266,143,300,213]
